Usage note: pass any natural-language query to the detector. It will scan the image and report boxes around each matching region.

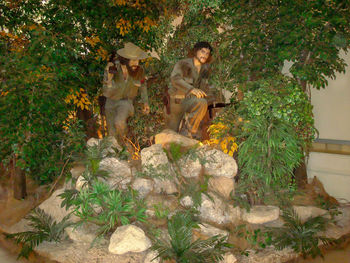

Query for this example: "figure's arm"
[171,62,206,98]
[102,62,116,97]
[139,70,150,114]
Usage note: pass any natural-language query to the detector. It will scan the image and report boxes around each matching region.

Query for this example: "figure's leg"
[164,99,184,132]
[105,99,117,137]
[114,100,134,138]
[183,97,208,135]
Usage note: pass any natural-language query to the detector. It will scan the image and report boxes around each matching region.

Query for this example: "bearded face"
[195,48,211,64]
[127,59,140,77]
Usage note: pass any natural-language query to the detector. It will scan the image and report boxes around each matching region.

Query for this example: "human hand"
[190,88,207,98]
[142,103,150,114]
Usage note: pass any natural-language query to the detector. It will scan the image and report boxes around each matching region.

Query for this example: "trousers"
[105,99,134,139]
[164,96,207,134]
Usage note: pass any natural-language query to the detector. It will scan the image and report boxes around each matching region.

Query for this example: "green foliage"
[178,175,211,208]
[153,202,170,220]
[151,211,231,263]
[234,224,272,255]
[267,208,335,258]
[6,208,72,259]
[60,181,147,238]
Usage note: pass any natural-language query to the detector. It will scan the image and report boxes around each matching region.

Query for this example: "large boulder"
[143,250,160,263]
[198,223,229,238]
[39,188,79,223]
[292,206,328,222]
[87,136,122,155]
[199,146,238,178]
[132,178,154,198]
[153,178,178,195]
[141,144,171,177]
[242,206,280,224]
[208,176,234,199]
[65,223,99,244]
[99,157,131,178]
[177,155,202,178]
[155,129,199,147]
[199,194,231,225]
[220,253,237,263]
[108,225,151,255]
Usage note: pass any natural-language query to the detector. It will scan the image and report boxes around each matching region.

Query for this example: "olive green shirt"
[103,61,148,104]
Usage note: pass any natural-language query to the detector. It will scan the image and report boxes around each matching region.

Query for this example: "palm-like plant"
[151,211,231,263]
[267,208,334,258]
[6,208,72,258]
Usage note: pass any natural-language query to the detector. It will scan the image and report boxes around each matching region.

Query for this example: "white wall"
[307,51,350,202]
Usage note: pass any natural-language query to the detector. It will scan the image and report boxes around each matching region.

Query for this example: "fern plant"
[6,208,72,259]
[267,208,334,258]
[60,180,147,238]
[151,211,231,263]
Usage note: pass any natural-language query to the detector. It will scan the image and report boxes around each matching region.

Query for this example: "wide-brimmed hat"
[117,42,149,60]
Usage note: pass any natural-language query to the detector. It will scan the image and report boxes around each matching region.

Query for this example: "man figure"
[103,42,150,142]
[165,41,216,139]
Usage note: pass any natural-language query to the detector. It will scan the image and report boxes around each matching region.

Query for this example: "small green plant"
[316,194,342,219]
[60,180,147,239]
[178,175,211,208]
[234,224,272,254]
[6,208,72,259]
[153,202,170,219]
[267,208,335,258]
[151,211,231,263]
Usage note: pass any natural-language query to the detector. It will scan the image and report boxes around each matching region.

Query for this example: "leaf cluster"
[151,211,231,263]
[267,208,335,258]
[6,208,72,259]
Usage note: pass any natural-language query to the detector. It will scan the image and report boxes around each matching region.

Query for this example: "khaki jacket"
[103,61,148,104]
[169,58,211,98]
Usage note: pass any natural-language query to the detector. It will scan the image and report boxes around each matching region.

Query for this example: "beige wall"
[307,51,350,202]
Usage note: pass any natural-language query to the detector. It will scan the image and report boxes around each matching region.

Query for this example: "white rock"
[292,206,328,222]
[242,205,280,224]
[108,225,151,255]
[132,178,154,198]
[199,223,229,238]
[143,250,160,263]
[99,157,131,177]
[86,137,100,148]
[103,176,131,190]
[155,129,199,147]
[70,164,85,179]
[180,196,194,207]
[65,223,99,244]
[39,188,79,223]
[228,206,242,224]
[199,146,238,178]
[141,144,172,177]
[199,194,231,225]
[75,175,87,191]
[153,178,178,195]
[87,136,122,155]
[335,206,350,228]
[208,176,234,199]
[178,155,202,178]
[220,253,237,263]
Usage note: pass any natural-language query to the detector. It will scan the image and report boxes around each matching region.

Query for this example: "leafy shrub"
[60,180,147,238]
[267,208,334,258]
[151,211,231,263]
[6,208,72,259]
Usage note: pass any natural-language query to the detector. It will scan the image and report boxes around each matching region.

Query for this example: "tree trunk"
[13,164,27,200]
[294,158,308,188]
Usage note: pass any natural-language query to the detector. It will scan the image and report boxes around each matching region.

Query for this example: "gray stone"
[228,206,242,224]
[141,144,172,177]
[153,178,178,195]
[178,155,202,178]
[199,194,231,224]
[180,196,194,207]
[65,223,99,244]
[108,225,151,255]
[208,176,234,199]
[242,206,280,224]
[132,178,154,198]
[199,146,238,178]
[198,223,229,238]
[220,253,237,263]
[87,136,122,155]
[70,164,86,179]
[99,157,131,178]
[143,250,160,263]
[39,188,79,223]
[155,129,199,147]
[292,206,328,222]
[334,206,350,228]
